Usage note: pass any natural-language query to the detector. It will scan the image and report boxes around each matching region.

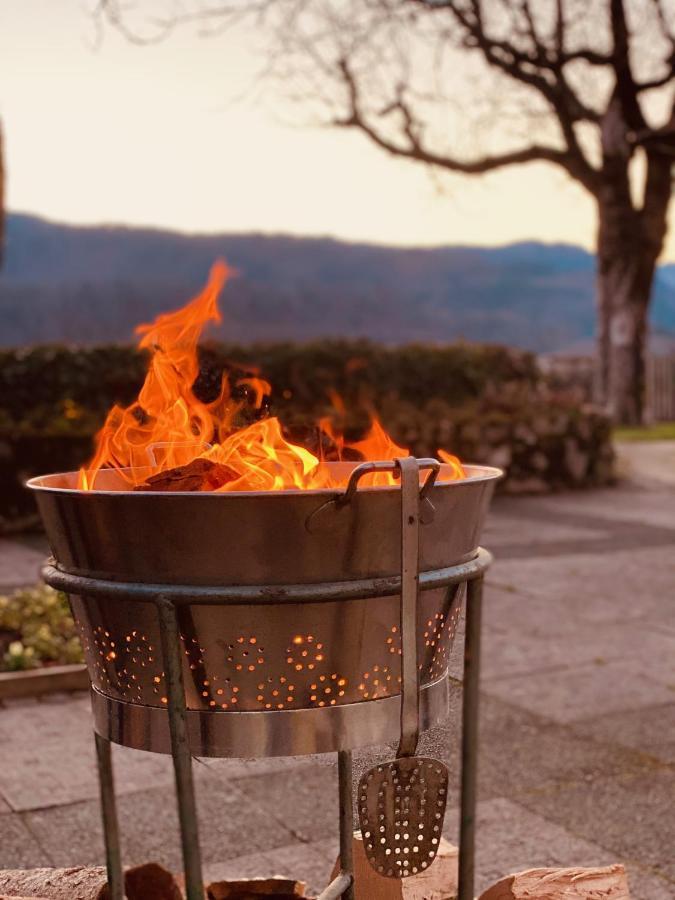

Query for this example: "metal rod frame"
[157,598,206,900]
[42,549,490,605]
[458,575,483,900]
[94,732,124,900]
[59,554,489,900]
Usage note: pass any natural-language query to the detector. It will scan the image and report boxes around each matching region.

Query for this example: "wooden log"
[478,864,630,899]
[331,832,458,899]
[0,863,182,899]
[206,877,306,899]
[134,458,238,492]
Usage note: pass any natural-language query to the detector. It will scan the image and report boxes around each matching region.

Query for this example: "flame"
[79,262,465,492]
[438,449,465,480]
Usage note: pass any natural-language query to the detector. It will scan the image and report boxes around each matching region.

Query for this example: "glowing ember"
[79,262,465,491]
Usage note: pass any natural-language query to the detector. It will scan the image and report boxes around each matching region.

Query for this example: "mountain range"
[2,212,674,351]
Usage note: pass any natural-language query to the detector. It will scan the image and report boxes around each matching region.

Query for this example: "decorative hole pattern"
[70,585,462,712]
[357,757,449,878]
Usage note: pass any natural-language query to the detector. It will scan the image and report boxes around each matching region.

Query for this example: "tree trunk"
[596,91,672,426]
[596,226,654,426]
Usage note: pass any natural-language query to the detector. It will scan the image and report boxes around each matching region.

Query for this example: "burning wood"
[0,863,182,899]
[134,458,238,492]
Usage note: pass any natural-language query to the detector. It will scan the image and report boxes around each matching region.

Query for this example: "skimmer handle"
[396,456,440,758]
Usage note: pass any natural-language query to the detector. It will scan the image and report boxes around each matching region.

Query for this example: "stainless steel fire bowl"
[30,461,500,757]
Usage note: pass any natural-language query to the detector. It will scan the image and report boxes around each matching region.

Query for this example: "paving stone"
[515,769,675,883]
[476,695,649,796]
[0,539,46,590]
[0,812,49,867]
[483,514,608,549]
[204,850,275,883]
[615,441,675,489]
[482,583,587,638]
[440,795,674,900]
[443,797,613,892]
[483,656,675,724]
[491,547,675,630]
[481,617,675,683]
[197,755,320,782]
[498,484,675,531]
[231,764,339,843]
[625,868,675,900]
[0,695,174,811]
[571,702,675,765]
[23,775,297,871]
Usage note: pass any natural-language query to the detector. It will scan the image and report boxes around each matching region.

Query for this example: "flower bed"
[0,584,83,671]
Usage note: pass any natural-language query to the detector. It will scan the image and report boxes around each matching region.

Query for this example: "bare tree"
[98,0,675,425]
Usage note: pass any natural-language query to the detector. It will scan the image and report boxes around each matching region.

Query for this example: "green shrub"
[0,585,83,671]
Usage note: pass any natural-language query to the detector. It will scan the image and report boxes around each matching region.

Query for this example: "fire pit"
[27,265,500,900]
[31,459,496,757]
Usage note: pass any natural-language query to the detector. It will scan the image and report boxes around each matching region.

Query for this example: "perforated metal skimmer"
[359,758,449,878]
[358,458,449,878]
[31,458,499,900]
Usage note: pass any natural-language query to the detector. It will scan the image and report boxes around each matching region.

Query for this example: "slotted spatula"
[357,456,449,879]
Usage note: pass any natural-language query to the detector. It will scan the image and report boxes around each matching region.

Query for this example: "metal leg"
[337,750,355,900]
[94,731,125,900]
[157,597,205,900]
[458,576,483,900]
[317,750,355,900]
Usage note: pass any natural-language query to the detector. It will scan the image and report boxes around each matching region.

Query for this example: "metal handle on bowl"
[337,457,440,507]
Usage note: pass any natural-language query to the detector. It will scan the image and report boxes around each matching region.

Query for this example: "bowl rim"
[26,462,503,499]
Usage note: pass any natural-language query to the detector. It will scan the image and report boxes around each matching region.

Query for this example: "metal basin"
[29,462,500,756]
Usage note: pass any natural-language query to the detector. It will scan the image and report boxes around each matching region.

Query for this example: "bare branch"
[335,56,585,180]
[636,67,675,92]
[608,0,647,131]
[649,0,675,47]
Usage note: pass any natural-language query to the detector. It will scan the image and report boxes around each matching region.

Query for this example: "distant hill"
[1,212,674,351]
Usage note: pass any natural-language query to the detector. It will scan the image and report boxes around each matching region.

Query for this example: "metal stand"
[45,553,490,900]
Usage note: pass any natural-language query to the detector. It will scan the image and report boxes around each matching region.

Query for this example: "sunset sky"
[3,0,671,259]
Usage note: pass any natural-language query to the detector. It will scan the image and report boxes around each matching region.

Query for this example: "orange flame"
[79,262,465,492]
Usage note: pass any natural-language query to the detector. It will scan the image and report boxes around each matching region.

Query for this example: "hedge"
[0,341,613,531]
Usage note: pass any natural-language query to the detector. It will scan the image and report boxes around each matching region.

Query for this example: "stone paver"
[0,539,45,591]
[475,696,651,796]
[0,695,175,811]
[445,798,674,900]
[571,701,675,765]
[1,476,674,894]
[24,772,298,872]
[515,769,675,884]
[483,657,675,724]
[0,813,47,868]
[482,614,675,680]
[615,440,675,488]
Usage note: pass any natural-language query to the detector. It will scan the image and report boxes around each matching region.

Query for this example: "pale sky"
[2,0,669,258]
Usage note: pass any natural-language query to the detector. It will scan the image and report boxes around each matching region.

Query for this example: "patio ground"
[1,452,674,898]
